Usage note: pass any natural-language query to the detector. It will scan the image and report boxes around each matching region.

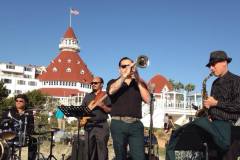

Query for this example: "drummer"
[1,94,37,160]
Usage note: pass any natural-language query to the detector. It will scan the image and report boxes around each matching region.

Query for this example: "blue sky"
[0,0,240,92]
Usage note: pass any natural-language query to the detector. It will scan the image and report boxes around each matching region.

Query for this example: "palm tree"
[184,83,195,93]
[175,82,184,91]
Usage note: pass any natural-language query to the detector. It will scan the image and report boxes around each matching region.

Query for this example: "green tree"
[26,90,47,108]
[0,81,8,102]
[184,83,196,93]
[0,81,9,115]
[168,79,176,89]
[175,82,184,91]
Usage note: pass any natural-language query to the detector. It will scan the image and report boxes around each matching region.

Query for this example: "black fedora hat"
[206,50,232,67]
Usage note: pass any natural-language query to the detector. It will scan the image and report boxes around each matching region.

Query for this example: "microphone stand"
[148,85,155,160]
[18,113,28,160]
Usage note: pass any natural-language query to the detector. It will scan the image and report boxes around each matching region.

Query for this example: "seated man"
[1,94,37,160]
[166,51,240,160]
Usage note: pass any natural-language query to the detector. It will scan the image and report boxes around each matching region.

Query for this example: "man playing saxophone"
[204,50,240,123]
[166,51,240,160]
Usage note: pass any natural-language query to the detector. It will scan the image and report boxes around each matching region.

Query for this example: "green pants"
[110,119,145,160]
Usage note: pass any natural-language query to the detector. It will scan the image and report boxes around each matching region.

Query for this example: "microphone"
[8,112,12,119]
[148,83,156,93]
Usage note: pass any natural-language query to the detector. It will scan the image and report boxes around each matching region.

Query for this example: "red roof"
[148,74,173,93]
[39,88,83,97]
[64,27,77,39]
[38,51,93,83]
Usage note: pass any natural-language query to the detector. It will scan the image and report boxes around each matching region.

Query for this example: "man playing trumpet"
[107,57,151,160]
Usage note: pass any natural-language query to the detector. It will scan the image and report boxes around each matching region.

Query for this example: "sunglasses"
[16,100,24,103]
[120,64,130,69]
[91,82,102,85]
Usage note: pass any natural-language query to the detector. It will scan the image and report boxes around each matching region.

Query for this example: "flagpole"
[69,8,72,27]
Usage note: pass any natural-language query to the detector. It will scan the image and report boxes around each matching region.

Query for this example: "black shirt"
[209,71,240,122]
[1,107,35,135]
[81,92,111,121]
[106,78,143,118]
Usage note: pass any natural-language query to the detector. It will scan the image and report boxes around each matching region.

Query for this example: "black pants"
[28,136,37,160]
[84,121,109,160]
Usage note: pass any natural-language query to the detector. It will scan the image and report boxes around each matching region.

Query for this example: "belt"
[111,116,140,123]
[88,119,107,124]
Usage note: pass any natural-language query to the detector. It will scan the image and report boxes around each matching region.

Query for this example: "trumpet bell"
[136,55,149,68]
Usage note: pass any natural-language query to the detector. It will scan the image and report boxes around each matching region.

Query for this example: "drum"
[0,119,16,141]
[0,139,10,160]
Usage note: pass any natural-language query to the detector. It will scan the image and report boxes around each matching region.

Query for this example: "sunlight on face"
[210,61,228,77]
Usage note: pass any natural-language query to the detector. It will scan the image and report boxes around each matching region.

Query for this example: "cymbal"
[31,131,48,138]
[35,124,48,128]
[25,108,45,112]
[50,127,60,132]
[0,131,16,140]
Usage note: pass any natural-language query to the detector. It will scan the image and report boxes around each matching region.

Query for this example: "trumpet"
[136,55,149,68]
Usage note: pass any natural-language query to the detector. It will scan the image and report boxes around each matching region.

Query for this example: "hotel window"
[53,67,58,72]
[2,78,12,84]
[17,80,26,85]
[14,90,22,94]
[28,81,37,86]
[24,75,32,78]
[80,69,84,75]
[6,64,15,69]
[7,89,11,94]
[58,59,61,63]
[67,59,71,63]
[66,68,71,72]
[24,67,32,72]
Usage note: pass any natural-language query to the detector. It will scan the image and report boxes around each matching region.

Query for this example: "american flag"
[70,8,79,15]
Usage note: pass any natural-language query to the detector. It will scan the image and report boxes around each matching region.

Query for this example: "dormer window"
[58,59,61,63]
[53,67,58,72]
[67,59,72,63]
[77,61,80,64]
[66,68,71,72]
[80,69,84,75]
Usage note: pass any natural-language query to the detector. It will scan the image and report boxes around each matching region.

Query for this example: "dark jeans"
[110,119,145,160]
[84,121,109,160]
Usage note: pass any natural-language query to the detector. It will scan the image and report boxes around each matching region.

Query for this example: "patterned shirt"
[209,71,240,122]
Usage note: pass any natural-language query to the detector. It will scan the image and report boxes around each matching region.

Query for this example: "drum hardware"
[46,128,59,160]
[7,111,29,160]
[31,132,47,160]
[0,138,10,160]
[0,119,16,141]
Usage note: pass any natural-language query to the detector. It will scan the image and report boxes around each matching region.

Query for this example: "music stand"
[58,105,94,160]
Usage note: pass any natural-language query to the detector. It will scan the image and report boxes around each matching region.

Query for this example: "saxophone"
[195,72,213,117]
